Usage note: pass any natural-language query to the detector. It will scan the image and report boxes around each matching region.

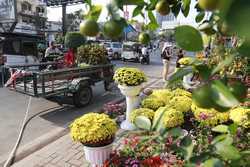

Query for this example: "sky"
[47,0,198,26]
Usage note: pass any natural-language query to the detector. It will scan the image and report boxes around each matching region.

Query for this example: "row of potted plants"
[69,67,249,166]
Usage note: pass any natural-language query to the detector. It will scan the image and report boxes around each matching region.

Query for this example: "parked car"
[121,42,141,62]
[104,42,123,59]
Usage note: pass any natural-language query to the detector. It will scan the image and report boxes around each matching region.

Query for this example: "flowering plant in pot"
[70,113,118,166]
[114,67,147,130]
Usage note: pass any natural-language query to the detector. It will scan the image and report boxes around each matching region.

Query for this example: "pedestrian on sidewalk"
[176,49,184,71]
[161,44,171,81]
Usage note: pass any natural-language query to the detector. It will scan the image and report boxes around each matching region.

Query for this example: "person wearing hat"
[161,42,172,81]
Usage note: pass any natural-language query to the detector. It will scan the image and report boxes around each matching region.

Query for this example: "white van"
[0,33,44,83]
[104,42,123,59]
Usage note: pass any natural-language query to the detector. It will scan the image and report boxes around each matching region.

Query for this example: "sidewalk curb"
[0,126,68,166]
[1,78,161,166]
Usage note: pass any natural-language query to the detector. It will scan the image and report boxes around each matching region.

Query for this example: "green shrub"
[64,32,86,49]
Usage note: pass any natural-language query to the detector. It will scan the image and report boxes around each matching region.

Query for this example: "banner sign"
[45,0,83,6]
[0,0,16,22]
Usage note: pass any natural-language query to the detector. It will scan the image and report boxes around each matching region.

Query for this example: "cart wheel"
[73,86,93,107]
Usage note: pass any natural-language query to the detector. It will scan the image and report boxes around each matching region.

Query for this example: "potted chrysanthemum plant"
[113,67,147,130]
[70,113,118,166]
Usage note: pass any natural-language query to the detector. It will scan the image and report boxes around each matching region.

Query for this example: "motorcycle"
[139,51,150,65]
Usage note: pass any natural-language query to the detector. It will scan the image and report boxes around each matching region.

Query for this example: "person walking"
[161,45,171,81]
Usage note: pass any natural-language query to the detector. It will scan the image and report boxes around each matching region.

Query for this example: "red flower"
[142,156,164,167]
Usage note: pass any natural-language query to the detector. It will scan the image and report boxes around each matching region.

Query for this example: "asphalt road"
[0,51,167,157]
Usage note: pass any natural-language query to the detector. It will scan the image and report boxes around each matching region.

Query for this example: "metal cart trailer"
[4,63,114,107]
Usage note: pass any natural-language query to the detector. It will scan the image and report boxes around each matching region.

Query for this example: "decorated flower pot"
[83,143,113,167]
[118,84,142,130]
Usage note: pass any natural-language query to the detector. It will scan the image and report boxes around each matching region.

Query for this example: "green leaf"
[195,12,205,23]
[212,125,229,133]
[237,39,250,57]
[168,127,184,137]
[212,54,234,75]
[194,64,211,81]
[215,142,241,160]
[148,11,157,24]
[134,116,152,131]
[190,152,210,164]
[175,25,203,51]
[146,0,158,10]
[226,0,250,39]
[182,0,191,17]
[171,2,182,18]
[180,136,194,161]
[122,0,145,5]
[211,80,240,108]
[87,5,102,21]
[182,0,191,10]
[223,136,234,145]
[132,6,143,17]
[146,22,159,31]
[85,0,92,7]
[168,67,193,85]
[203,158,224,167]
[211,134,227,145]
[152,107,166,131]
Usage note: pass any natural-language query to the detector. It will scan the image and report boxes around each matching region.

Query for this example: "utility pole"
[62,4,67,36]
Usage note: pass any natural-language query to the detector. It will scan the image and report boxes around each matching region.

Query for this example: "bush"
[64,32,86,49]
[77,44,109,65]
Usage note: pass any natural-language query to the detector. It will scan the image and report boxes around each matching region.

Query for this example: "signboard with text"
[0,0,16,22]
[46,0,83,6]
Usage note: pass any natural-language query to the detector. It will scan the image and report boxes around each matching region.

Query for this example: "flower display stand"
[118,84,142,130]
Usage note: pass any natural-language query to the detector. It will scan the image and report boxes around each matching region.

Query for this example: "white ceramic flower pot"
[83,143,113,167]
[118,84,143,130]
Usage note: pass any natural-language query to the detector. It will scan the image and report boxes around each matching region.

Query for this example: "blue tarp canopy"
[124,24,136,33]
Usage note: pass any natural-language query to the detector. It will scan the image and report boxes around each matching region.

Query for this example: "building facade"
[14,0,47,34]
[156,12,179,30]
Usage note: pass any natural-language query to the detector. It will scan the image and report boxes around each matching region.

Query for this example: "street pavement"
[0,51,174,166]
[11,76,167,167]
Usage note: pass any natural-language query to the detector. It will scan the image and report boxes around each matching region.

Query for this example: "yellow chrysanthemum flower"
[172,88,192,98]
[114,67,147,86]
[141,98,165,111]
[178,57,194,66]
[230,107,250,128]
[70,113,117,144]
[130,108,155,123]
[169,96,192,113]
[191,103,229,126]
[149,89,173,105]
[155,107,184,128]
